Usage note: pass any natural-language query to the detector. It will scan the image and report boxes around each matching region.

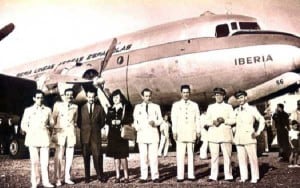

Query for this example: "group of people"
[272,100,300,168]
[21,84,286,187]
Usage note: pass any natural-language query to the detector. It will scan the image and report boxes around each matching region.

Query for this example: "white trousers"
[138,143,159,180]
[158,136,169,156]
[209,142,233,180]
[236,144,259,181]
[176,142,195,180]
[54,146,74,182]
[199,140,208,159]
[29,147,50,187]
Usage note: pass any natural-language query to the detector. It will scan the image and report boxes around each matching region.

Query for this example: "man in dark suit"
[78,89,106,183]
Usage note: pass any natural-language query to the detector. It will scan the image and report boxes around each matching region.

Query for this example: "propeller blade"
[0,23,15,41]
[99,38,117,75]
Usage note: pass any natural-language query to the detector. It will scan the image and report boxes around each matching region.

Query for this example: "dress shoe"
[42,182,54,188]
[138,179,147,183]
[55,181,62,187]
[187,178,196,181]
[177,179,184,182]
[124,178,129,183]
[115,178,120,183]
[153,179,160,183]
[65,179,75,185]
[207,178,216,182]
[98,176,107,183]
[224,179,234,182]
[250,179,258,184]
[84,177,90,183]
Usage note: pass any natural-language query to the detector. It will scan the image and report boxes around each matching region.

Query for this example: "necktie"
[241,106,244,111]
[146,103,148,114]
[89,104,93,118]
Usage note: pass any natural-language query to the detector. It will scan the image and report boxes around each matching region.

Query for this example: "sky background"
[0,0,299,71]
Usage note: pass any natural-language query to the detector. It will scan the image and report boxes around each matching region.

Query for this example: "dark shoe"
[207,178,216,182]
[153,179,160,183]
[188,178,196,181]
[124,178,129,184]
[114,178,120,183]
[225,179,234,182]
[138,179,147,183]
[177,179,184,182]
[84,177,90,183]
[98,176,107,183]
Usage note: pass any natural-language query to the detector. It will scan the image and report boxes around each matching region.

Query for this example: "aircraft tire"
[9,138,28,159]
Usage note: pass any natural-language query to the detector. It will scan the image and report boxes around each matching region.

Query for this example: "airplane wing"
[0,23,14,41]
[228,72,300,106]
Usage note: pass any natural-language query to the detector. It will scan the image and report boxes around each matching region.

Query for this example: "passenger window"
[215,24,230,37]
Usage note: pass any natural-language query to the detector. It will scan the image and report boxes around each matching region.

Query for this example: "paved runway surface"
[0,151,300,187]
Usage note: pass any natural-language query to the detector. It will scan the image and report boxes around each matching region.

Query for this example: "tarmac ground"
[0,151,300,188]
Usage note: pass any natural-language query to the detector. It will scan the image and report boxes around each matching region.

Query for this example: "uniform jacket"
[78,103,106,144]
[160,120,171,138]
[133,102,163,143]
[52,102,78,129]
[21,104,52,147]
[171,99,201,142]
[206,102,235,143]
[234,103,265,145]
[289,110,300,123]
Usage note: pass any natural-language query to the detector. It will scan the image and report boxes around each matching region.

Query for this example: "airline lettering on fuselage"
[86,44,132,61]
[234,55,273,65]
[16,64,55,77]
[58,56,84,66]
[15,43,132,78]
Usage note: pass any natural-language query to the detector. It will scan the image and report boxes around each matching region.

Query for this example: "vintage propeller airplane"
[1,11,300,158]
[2,11,300,109]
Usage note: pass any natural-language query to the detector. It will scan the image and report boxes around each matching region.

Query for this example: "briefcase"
[121,124,136,140]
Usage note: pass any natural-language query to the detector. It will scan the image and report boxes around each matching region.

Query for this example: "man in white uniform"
[234,90,265,183]
[171,85,201,182]
[52,88,78,186]
[206,87,235,182]
[21,90,54,188]
[133,88,163,183]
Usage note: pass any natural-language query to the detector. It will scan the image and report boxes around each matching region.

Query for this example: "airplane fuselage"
[4,12,300,106]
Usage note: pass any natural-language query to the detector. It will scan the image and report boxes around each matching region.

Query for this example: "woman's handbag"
[120,105,136,140]
[121,124,136,140]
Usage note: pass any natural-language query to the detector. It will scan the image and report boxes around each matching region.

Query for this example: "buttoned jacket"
[171,99,201,142]
[21,104,52,147]
[206,102,235,143]
[52,102,78,129]
[289,110,300,123]
[133,102,163,143]
[78,103,106,144]
[234,103,265,145]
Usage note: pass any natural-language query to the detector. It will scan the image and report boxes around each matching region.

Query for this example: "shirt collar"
[113,103,123,110]
[180,99,190,104]
[34,104,44,110]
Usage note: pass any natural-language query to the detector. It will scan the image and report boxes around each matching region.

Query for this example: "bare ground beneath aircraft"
[0,152,299,187]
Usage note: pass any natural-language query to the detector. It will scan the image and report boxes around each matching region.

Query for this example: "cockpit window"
[239,22,260,30]
[215,24,230,37]
[231,22,238,30]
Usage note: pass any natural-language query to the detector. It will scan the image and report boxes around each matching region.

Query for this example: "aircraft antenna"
[225,1,232,15]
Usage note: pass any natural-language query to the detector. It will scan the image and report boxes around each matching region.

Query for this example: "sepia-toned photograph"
[0,0,300,187]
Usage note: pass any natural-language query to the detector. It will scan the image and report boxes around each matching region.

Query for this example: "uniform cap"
[234,90,247,98]
[213,87,226,95]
